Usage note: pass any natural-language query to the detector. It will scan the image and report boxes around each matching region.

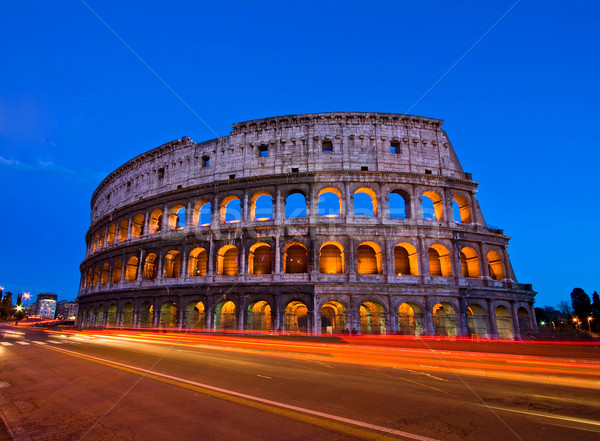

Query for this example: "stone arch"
[138,302,153,328]
[422,191,443,221]
[159,301,177,328]
[318,187,342,217]
[321,300,347,334]
[249,243,272,275]
[92,233,99,252]
[107,224,116,245]
[120,303,134,327]
[285,191,306,218]
[394,243,419,276]
[452,194,472,224]
[284,301,308,333]
[188,247,207,277]
[398,302,424,335]
[389,189,411,219]
[100,262,110,285]
[517,306,532,337]
[487,250,505,280]
[428,244,452,276]
[131,213,144,238]
[250,191,273,221]
[214,300,236,330]
[125,256,138,281]
[149,208,163,234]
[220,195,241,223]
[193,199,212,226]
[360,301,386,334]
[353,187,377,217]
[466,303,488,337]
[460,246,481,278]
[98,228,106,249]
[284,241,308,273]
[247,300,272,331]
[143,253,158,280]
[217,245,239,275]
[357,241,382,274]
[163,250,181,278]
[106,304,117,327]
[92,266,99,286]
[320,241,344,274]
[185,301,205,329]
[433,302,458,336]
[168,204,186,230]
[96,304,105,327]
[118,218,129,242]
[495,305,513,339]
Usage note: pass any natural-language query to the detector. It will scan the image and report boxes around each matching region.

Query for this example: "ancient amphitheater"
[77,112,536,339]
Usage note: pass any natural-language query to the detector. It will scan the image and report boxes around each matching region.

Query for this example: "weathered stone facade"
[77,112,536,338]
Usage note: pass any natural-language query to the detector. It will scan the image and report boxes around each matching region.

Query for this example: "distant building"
[36,293,58,319]
[56,300,78,320]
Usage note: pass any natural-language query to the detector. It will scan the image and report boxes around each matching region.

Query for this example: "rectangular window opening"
[390,141,401,154]
[157,168,165,179]
[202,155,210,167]
[361,166,369,171]
[291,167,299,173]
[258,145,269,157]
[322,140,333,152]
[425,169,432,175]
[229,174,236,180]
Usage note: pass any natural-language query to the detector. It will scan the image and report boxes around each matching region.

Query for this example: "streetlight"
[588,316,593,333]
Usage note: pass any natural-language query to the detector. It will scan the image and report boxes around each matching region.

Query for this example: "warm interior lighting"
[226,220,240,224]
[256,217,270,221]
[201,223,210,226]
[323,214,339,218]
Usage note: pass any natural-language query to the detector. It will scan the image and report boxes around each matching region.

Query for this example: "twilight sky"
[1,1,598,306]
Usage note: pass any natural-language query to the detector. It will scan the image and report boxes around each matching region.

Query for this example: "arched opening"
[138,302,153,328]
[85,269,92,288]
[284,242,308,273]
[214,300,236,330]
[163,250,181,278]
[92,233,98,252]
[394,243,419,276]
[169,204,186,230]
[106,304,117,327]
[96,305,105,327]
[318,187,342,217]
[460,247,481,278]
[92,266,99,287]
[131,214,144,238]
[466,304,488,337]
[159,301,177,328]
[495,305,513,339]
[125,256,138,281]
[217,245,239,275]
[422,191,443,221]
[250,192,273,221]
[433,302,458,336]
[143,253,158,280]
[98,229,106,249]
[149,209,163,234]
[120,303,134,327]
[452,194,472,224]
[360,301,386,334]
[284,301,308,333]
[428,244,452,276]
[100,263,110,285]
[389,190,410,219]
[321,301,346,334]
[398,303,423,335]
[357,242,382,274]
[220,196,241,223]
[353,188,377,217]
[285,191,306,218]
[107,224,116,245]
[487,250,505,280]
[118,219,128,242]
[188,248,207,277]
[320,242,344,274]
[87,306,94,327]
[247,301,272,331]
[194,200,212,226]
[517,307,532,337]
[185,301,205,329]
[113,260,123,284]
[249,243,271,274]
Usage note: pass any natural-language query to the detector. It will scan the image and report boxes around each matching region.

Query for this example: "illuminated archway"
[422,191,443,220]
[120,303,134,327]
[249,243,271,274]
[353,187,377,217]
[394,243,419,276]
[452,194,472,223]
[247,301,272,331]
[118,218,128,242]
[220,195,241,223]
[149,208,163,234]
[495,305,513,339]
[214,300,236,330]
[217,245,239,275]
[98,228,106,249]
[100,262,110,285]
[193,199,212,226]
[188,248,207,277]
[433,302,458,336]
[321,301,346,333]
[163,250,181,278]
[92,266,99,286]
[360,301,386,334]
[460,247,481,278]
[143,253,158,280]
[487,250,505,280]
[96,305,105,327]
[284,301,308,333]
[185,301,205,329]
[125,256,138,281]
[389,190,411,219]
[284,242,308,273]
[159,301,177,328]
[466,304,488,337]
[106,304,117,327]
[168,204,186,230]
[285,191,306,218]
[357,242,382,274]
[318,187,342,217]
[131,214,144,238]
[138,302,153,328]
[107,224,116,245]
[250,192,273,221]
[320,242,344,274]
[398,302,423,335]
[428,244,452,276]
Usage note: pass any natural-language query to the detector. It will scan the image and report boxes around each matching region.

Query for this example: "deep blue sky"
[1,1,598,306]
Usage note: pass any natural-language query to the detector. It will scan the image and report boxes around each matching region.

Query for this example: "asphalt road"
[1,326,598,441]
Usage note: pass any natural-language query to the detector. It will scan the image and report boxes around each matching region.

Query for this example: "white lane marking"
[488,405,600,427]
[48,340,64,344]
[0,342,13,346]
[15,341,30,345]
[32,341,47,345]
[45,345,440,441]
[257,374,272,379]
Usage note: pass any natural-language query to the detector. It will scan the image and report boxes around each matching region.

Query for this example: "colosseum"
[77,112,536,339]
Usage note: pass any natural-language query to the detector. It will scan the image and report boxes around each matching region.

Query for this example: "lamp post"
[588,316,593,333]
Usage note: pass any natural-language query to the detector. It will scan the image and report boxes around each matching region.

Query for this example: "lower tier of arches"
[77,287,536,340]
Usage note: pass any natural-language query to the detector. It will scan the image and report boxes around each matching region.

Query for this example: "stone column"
[275,187,282,221]
[143,210,150,237]
[424,296,436,335]
[344,181,351,218]
[157,251,164,280]
[212,195,220,227]
[162,204,170,232]
[127,215,133,240]
[274,236,281,275]
[487,300,498,338]
[181,248,189,280]
[312,293,320,335]
[137,250,144,281]
[511,302,521,340]
[185,200,193,230]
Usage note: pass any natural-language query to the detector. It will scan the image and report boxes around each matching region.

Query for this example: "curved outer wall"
[78,112,536,338]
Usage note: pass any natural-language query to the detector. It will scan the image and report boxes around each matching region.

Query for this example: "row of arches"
[89,188,476,254]
[82,242,506,288]
[79,299,533,339]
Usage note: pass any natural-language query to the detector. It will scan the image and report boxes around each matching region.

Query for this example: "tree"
[570,288,592,320]
[558,301,572,317]
[0,292,13,320]
[592,292,600,317]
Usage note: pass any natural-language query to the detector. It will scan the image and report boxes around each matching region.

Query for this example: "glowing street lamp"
[588,316,593,333]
